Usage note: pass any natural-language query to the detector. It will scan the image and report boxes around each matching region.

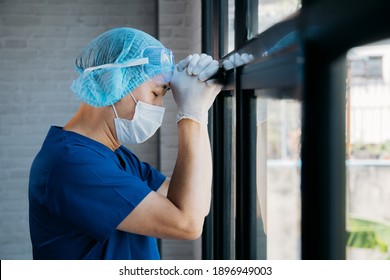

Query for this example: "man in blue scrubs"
[28,27,223,259]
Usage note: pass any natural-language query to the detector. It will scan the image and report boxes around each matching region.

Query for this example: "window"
[202,0,390,260]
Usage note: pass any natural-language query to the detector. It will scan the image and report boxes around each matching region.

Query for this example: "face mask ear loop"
[129,92,138,104]
[112,104,119,118]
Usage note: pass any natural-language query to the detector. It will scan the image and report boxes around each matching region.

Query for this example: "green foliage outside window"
[347,216,390,259]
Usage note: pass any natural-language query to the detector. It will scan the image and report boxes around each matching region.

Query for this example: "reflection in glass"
[256,96,302,259]
[346,39,390,260]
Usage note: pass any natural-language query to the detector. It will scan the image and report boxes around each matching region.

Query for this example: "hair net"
[71,27,173,107]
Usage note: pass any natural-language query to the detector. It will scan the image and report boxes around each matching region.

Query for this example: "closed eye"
[161,85,170,96]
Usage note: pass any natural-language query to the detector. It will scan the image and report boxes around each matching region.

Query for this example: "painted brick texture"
[0,0,202,260]
[0,0,159,260]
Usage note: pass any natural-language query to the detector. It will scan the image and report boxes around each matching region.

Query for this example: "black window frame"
[202,0,390,260]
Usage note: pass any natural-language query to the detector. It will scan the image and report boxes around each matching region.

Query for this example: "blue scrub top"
[29,126,166,260]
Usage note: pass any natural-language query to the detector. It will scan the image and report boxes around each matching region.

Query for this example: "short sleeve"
[117,147,166,192]
[45,148,153,243]
[138,161,165,192]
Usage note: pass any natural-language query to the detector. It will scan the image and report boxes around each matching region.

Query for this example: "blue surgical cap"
[71,27,173,107]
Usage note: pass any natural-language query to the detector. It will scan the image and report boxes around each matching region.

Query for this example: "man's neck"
[64,103,121,151]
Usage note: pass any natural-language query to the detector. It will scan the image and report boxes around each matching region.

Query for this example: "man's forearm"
[168,119,212,225]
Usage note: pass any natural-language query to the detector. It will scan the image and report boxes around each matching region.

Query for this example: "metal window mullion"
[201,0,215,261]
[234,0,248,49]
[235,74,257,259]
[300,44,347,259]
[213,93,235,260]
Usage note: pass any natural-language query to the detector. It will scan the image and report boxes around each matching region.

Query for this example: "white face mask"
[112,94,165,144]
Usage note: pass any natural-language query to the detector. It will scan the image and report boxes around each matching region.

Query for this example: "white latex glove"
[222,53,255,70]
[178,53,254,84]
[177,53,220,82]
[171,60,222,125]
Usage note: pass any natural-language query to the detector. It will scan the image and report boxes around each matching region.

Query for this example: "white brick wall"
[0,0,202,260]
[0,0,159,260]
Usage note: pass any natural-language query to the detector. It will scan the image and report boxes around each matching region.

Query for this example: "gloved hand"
[171,54,222,125]
[177,53,255,83]
[222,53,255,70]
[177,53,220,82]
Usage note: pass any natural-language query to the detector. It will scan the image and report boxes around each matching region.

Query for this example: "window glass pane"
[256,96,302,259]
[228,0,235,53]
[346,39,390,260]
[256,0,301,37]
[256,98,267,259]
